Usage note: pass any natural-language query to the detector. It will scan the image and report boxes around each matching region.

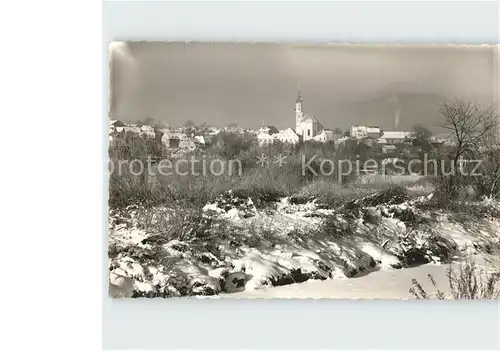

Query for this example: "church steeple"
[296,90,303,103]
[295,90,304,136]
[295,90,303,115]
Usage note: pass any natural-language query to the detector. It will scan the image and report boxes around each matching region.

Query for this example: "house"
[379,131,407,145]
[295,93,324,141]
[382,145,397,154]
[179,137,196,151]
[257,125,281,146]
[349,126,381,139]
[403,132,417,144]
[194,135,206,146]
[224,126,245,134]
[313,130,337,143]
[379,131,416,145]
[109,119,125,128]
[162,132,187,140]
[258,125,279,135]
[141,125,155,133]
[275,128,300,144]
[257,132,275,146]
[349,126,382,139]
[161,132,189,148]
[139,125,156,139]
[428,133,451,147]
[349,126,365,139]
[366,127,382,139]
[123,126,141,134]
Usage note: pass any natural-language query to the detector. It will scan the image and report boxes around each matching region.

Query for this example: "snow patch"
[360,242,402,268]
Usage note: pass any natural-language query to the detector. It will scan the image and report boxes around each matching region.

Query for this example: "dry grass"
[109,133,347,209]
[410,258,500,300]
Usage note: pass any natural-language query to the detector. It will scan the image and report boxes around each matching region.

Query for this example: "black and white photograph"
[108,42,500,299]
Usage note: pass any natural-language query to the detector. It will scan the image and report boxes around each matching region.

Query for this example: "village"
[109,92,450,172]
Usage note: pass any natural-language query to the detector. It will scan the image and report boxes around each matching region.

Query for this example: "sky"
[110,43,498,132]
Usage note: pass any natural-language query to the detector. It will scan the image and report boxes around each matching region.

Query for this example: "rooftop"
[381,131,407,139]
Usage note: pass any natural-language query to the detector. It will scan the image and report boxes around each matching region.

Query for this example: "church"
[294,92,324,141]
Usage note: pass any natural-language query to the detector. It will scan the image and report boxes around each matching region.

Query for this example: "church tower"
[295,91,304,135]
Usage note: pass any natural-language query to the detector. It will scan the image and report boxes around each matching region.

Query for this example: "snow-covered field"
[108,187,500,299]
[219,255,499,299]
[220,263,453,299]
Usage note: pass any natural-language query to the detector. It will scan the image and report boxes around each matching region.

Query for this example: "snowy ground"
[219,255,498,299]
[220,263,453,299]
[108,187,500,299]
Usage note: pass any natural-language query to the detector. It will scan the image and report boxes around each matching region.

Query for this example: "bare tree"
[439,99,499,198]
[440,99,497,162]
[482,136,500,198]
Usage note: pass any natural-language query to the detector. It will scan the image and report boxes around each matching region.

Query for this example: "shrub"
[232,186,285,208]
[446,260,500,299]
[108,169,165,208]
[341,186,409,212]
[409,259,500,300]
[207,131,254,160]
[143,207,228,243]
[314,215,354,239]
